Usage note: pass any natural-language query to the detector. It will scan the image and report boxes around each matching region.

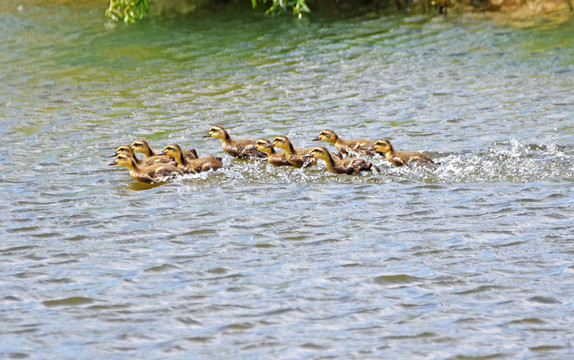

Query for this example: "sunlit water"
[1,1,573,359]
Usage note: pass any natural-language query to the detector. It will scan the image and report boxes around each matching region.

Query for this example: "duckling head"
[253,138,273,153]
[110,145,135,158]
[305,146,331,161]
[313,129,339,143]
[161,144,183,159]
[202,125,229,140]
[109,153,136,170]
[272,135,291,150]
[374,139,393,154]
[131,139,153,156]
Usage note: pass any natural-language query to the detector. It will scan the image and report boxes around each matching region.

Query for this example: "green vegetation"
[105,0,311,22]
[253,0,311,18]
[106,0,150,22]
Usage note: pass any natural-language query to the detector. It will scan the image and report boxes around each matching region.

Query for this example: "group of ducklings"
[109,140,224,183]
[110,125,434,183]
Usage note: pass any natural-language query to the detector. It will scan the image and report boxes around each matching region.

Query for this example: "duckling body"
[250,139,291,167]
[131,139,198,162]
[202,125,267,159]
[110,153,183,183]
[374,139,434,166]
[306,146,378,174]
[111,145,175,167]
[313,129,375,155]
[162,144,223,174]
[271,135,315,168]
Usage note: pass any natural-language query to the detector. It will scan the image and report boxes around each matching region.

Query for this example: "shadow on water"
[123,181,165,191]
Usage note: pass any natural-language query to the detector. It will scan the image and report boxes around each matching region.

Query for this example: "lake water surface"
[1,2,573,359]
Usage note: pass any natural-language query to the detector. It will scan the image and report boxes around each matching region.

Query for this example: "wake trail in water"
[157,139,574,188]
[430,139,573,183]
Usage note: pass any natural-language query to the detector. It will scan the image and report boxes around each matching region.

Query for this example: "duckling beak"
[109,152,118,157]
[265,143,273,148]
[303,153,313,159]
[201,134,211,138]
[108,160,118,166]
[312,137,321,141]
[363,146,376,151]
[245,145,256,150]
[157,151,166,155]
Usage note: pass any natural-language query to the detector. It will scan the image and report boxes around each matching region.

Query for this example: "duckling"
[109,153,184,183]
[202,125,267,159]
[271,135,315,168]
[110,145,175,166]
[312,129,376,155]
[374,139,434,166]
[305,146,378,175]
[131,139,198,162]
[247,139,291,167]
[161,144,223,174]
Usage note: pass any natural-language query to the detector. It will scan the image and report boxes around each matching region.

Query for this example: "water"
[1,1,574,358]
